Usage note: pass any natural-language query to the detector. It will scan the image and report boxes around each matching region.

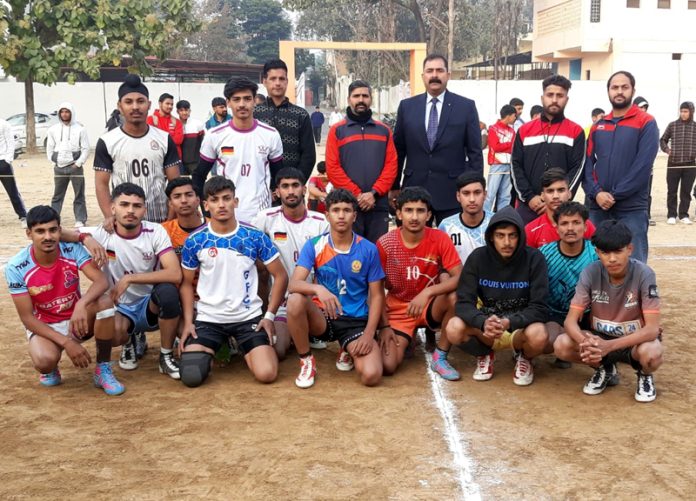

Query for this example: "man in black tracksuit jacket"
[446,206,549,386]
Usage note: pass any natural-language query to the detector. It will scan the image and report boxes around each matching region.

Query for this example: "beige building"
[533,0,696,82]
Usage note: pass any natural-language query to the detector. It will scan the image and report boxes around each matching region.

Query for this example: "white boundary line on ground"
[420,333,481,501]
[650,256,696,261]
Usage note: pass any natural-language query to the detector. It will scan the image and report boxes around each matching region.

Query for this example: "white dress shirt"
[0,119,15,163]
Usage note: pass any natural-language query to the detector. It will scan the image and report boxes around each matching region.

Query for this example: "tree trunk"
[25,77,37,155]
[447,0,455,66]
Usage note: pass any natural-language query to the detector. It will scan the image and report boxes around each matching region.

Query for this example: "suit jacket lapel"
[434,90,452,148]
[418,93,430,150]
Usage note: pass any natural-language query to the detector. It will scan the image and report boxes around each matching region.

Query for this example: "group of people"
[4,54,665,403]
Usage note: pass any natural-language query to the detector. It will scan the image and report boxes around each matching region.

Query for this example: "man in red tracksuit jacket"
[148,92,184,161]
[326,80,397,242]
[485,104,517,212]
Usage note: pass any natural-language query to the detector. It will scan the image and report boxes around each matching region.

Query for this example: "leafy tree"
[0,0,198,153]
[230,0,291,64]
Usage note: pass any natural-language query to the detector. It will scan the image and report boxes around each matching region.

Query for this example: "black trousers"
[313,127,322,144]
[0,160,27,219]
[666,167,696,219]
[354,209,389,243]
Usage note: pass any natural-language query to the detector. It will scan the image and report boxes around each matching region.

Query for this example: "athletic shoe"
[430,349,460,381]
[472,352,494,381]
[118,339,138,370]
[309,337,327,349]
[680,217,692,225]
[159,352,181,380]
[93,362,125,396]
[295,355,316,388]
[39,369,62,386]
[554,357,572,369]
[635,371,656,402]
[134,331,148,359]
[335,349,354,371]
[20,218,27,229]
[583,363,618,395]
[513,353,534,386]
[74,221,85,228]
[667,217,676,225]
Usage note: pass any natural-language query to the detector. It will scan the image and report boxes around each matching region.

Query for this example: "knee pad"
[180,351,213,388]
[151,283,182,319]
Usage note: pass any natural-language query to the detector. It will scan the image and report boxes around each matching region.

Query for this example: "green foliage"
[229,0,291,64]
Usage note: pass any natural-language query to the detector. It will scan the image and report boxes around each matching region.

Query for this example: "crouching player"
[377,187,463,380]
[287,189,385,388]
[554,220,663,402]
[178,177,288,387]
[5,206,124,395]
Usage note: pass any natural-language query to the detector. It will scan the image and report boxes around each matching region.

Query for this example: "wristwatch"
[370,189,378,198]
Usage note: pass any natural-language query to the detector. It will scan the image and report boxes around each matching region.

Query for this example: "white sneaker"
[472,352,494,381]
[74,221,85,228]
[118,339,138,370]
[667,217,676,225]
[513,353,534,386]
[295,355,316,388]
[309,337,327,349]
[335,349,354,371]
[635,371,656,402]
[680,217,692,225]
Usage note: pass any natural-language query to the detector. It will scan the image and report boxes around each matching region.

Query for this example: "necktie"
[427,97,439,149]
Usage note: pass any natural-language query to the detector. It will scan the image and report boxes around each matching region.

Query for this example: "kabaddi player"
[252,167,329,360]
[525,168,595,248]
[6,206,124,395]
[178,177,288,387]
[554,220,663,402]
[377,187,463,380]
[446,207,549,385]
[286,189,385,388]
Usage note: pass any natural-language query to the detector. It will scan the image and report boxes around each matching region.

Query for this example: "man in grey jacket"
[47,102,89,226]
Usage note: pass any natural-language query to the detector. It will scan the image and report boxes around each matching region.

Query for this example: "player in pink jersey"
[5,206,124,395]
[377,187,463,380]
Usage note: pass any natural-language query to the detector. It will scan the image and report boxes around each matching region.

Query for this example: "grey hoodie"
[46,102,90,168]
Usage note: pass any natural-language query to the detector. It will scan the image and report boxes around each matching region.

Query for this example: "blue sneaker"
[94,362,125,396]
[430,349,460,381]
[39,369,62,386]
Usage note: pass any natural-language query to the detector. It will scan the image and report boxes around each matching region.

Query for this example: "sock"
[161,347,173,355]
[435,347,448,358]
[96,339,112,364]
[298,351,311,358]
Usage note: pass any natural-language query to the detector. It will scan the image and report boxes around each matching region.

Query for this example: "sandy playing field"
[0,152,695,500]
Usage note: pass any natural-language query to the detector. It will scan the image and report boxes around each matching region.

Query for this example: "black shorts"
[316,316,368,350]
[594,330,663,371]
[190,316,268,355]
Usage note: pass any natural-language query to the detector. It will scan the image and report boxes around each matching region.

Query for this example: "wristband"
[78,232,92,243]
[264,311,276,322]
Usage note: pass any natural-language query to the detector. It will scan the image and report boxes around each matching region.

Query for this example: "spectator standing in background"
[176,100,205,176]
[311,106,325,145]
[585,107,605,138]
[660,101,696,225]
[329,108,343,127]
[529,105,542,121]
[510,97,525,132]
[0,117,28,227]
[147,93,184,159]
[633,96,657,226]
[205,97,231,130]
[485,105,517,213]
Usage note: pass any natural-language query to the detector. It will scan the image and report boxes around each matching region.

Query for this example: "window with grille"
[627,0,640,7]
[657,0,670,8]
[591,0,601,21]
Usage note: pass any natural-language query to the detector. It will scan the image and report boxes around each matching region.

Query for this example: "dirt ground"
[0,152,695,500]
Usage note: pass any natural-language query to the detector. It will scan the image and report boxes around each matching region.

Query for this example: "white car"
[6,112,59,154]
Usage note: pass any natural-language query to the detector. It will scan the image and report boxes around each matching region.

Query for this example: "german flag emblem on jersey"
[107,249,116,260]
[221,146,235,155]
[273,232,288,243]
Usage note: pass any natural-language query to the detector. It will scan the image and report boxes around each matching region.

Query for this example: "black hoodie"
[455,206,548,331]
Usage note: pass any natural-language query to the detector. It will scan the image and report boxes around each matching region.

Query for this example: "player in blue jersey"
[178,177,288,387]
[539,201,598,368]
[286,189,386,388]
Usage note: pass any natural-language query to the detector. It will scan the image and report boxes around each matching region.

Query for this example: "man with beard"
[511,75,585,225]
[660,101,696,225]
[583,71,659,263]
[525,168,595,249]
[252,167,329,360]
[255,59,316,183]
[94,75,182,230]
[193,76,284,225]
[392,54,483,225]
[325,80,397,242]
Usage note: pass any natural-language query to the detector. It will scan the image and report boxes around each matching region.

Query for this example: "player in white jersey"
[94,75,181,230]
[252,167,329,359]
[193,76,283,225]
[438,172,493,265]
[73,183,183,379]
[179,177,288,387]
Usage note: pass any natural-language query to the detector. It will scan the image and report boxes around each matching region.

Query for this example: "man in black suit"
[392,54,483,225]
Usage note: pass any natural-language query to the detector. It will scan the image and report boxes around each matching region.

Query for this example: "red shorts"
[386,294,438,338]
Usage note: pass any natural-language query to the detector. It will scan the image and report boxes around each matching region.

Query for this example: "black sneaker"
[554,357,572,369]
[159,352,180,380]
[635,371,656,402]
[134,331,148,359]
[606,363,620,386]
[119,339,138,370]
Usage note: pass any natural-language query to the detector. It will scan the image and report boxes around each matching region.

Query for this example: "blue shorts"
[116,295,159,334]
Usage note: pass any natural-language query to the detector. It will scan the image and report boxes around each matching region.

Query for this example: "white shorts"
[26,319,71,341]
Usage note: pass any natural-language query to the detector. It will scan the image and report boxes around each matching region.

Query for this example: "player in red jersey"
[377,187,463,380]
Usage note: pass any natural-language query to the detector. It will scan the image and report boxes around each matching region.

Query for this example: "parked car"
[6,112,59,154]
